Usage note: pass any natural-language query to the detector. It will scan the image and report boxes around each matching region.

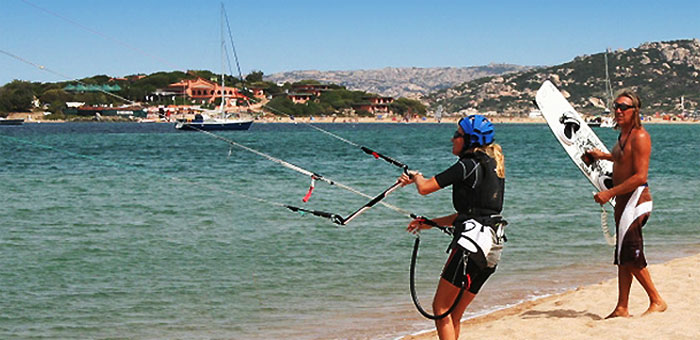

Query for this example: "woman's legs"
[451,287,476,340]
[433,278,476,340]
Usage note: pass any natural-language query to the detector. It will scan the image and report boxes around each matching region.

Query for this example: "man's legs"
[606,265,634,318]
[631,266,667,315]
[606,264,667,318]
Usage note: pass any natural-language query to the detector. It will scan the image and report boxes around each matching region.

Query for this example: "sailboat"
[587,49,615,128]
[599,48,615,128]
[434,104,443,123]
[176,4,253,131]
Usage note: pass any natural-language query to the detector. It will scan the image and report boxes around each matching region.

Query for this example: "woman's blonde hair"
[473,143,505,178]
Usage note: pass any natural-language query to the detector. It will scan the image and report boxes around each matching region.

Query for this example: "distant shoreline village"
[3,75,699,125]
[2,39,700,125]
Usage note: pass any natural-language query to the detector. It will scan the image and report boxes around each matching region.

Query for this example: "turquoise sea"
[1,122,698,339]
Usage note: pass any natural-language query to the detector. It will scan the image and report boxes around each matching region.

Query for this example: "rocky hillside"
[426,39,700,116]
[264,64,532,99]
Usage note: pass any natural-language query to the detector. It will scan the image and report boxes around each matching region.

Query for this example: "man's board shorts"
[441,226,503,293]
[614,184,652,268]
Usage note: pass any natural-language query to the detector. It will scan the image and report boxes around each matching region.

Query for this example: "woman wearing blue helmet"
[399,114,506,340]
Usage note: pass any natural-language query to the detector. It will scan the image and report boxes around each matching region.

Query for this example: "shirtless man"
[584,90,667,318]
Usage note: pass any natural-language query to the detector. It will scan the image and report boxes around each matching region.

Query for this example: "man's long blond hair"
[473,143,505,178]
[616,90,643,129]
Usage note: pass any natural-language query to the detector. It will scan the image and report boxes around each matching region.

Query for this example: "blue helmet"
[458,114,495,149]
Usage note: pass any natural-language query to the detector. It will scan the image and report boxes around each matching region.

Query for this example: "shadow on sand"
[521,309,603,320]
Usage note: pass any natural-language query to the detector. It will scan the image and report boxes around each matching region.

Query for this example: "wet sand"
[400,253,699,340]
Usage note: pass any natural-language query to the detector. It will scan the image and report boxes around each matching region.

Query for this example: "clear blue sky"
[1,0,698,86]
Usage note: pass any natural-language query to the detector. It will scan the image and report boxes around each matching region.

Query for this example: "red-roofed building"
[249,87,265,99]
[288,93,314,104]
[353,96,394,114]
[165,77,248,107]
[291,83,332,96]
[286,83,334,103]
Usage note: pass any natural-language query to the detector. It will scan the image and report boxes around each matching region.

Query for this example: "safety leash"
[600,205,616,246]
[407,218,468,320]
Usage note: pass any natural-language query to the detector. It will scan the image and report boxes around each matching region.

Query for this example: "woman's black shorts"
[441,246,496,294]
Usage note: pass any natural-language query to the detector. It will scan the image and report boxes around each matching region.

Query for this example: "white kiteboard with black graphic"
[535,80,615,206]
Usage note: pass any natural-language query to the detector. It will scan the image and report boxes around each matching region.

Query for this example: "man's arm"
[584,148,614,163]
[594,130,650,203]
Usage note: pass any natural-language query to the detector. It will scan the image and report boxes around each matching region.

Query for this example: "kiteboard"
[535,80,615,207]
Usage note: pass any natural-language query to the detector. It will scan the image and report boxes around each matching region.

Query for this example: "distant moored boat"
[175,114,253,131]
[0,118,24,126]
[175,3,254,132]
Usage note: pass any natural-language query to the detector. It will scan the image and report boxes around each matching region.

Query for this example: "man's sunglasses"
[453,131,464,139]
[613,102,636,111]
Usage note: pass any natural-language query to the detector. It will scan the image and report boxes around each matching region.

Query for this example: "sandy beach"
[401,253,699,340]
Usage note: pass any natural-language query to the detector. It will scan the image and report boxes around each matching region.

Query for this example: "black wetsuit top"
[434,151,505,219]
[436,151,505,288]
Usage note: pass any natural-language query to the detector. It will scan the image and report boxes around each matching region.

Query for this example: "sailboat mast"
[604,48,614,108]
[219,3,226,114]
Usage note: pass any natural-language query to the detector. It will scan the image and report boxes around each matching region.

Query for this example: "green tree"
[82,74,111,84]
[318,89,366,110]
[390,97,427,116]
[75,92,109,106]
[121,71,189,102]
[295,79,321,85]
[262,82,281,96]
[266,95,296,116]
[245,70,264,83]
[0,80,35,113]
[121,83,156,103]
[48,100,67,115]
[189,70,218,82]
[299,101,321,116]
[39,88,73,114]
[39,88,71,103]
[318,90,347,108]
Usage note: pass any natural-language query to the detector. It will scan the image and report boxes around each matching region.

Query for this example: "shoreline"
[399,253,699,340]
[6,114,700,125]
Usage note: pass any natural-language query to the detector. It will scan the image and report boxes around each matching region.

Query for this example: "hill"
[264,64,532,99]
[426,39,700,116]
